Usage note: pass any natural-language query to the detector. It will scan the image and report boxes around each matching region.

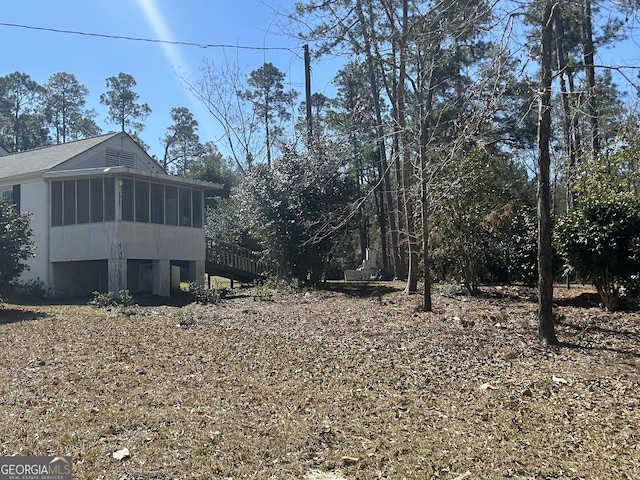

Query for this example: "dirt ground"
[0,283,638,479]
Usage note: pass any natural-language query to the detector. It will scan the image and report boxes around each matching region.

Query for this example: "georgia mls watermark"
[0,456,72,480]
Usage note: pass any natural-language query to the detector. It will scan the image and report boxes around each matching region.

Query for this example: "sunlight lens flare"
[135,0,184,68]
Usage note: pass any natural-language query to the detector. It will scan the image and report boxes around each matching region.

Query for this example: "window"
[12,185,20,212]
[135,180,150,223]
[192,190,203,228]
[51,182,63,226]
[63,180,76,225]
[180,188,191,227]
[151,183,164,224]
[1,189,12,203]
[2,185,20,211]
[90,178,104,222]
[77,179,90,224]
[121,179,134,221]
[50,176,204,229]
[165,186,178,225]
[104,178,115,221]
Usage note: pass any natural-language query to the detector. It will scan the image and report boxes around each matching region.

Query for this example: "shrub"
[188,282,221,305]
[555,194,640,311]
[9,279,46,298]
[250,274,300,301]
[0,197,34,294]
[118,289,136,307]
[90,290,136,309]
[90,291,117,309]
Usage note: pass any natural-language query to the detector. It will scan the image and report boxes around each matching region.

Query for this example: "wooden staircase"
[205,239,283,284]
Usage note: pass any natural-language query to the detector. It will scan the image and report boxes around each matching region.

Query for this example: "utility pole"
[304,44,313,148]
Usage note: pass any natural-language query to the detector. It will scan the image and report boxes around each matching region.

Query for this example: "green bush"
[621,275,640,301]
[118,289,136,307]
[250,274,299,301]
[90,290,136,309]
[9,279,46,298]
[90,291,117,309]
[555,194,640,311]
[0,197,34,294]
[188,282,221,305]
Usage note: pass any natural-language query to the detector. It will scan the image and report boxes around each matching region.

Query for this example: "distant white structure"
[344,248,380,282]
[0,132,222,297]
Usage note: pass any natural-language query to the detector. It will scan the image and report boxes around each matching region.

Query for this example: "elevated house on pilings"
[0,132,222,297]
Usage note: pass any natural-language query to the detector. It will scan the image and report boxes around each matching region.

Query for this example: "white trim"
[41,166,223,190]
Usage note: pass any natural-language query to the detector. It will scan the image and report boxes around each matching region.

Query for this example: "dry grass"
[0,284,639,479]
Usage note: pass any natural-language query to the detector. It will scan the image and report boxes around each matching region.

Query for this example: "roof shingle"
[0,133,120,180]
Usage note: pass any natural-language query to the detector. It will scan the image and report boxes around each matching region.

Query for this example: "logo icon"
[0,455,72,480]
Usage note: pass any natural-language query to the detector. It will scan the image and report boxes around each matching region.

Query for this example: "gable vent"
[106,148,135,168]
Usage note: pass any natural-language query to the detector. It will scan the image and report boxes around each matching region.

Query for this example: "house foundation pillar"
[152,259,171,297]
[108,258,127,296]
[189,261,205,286]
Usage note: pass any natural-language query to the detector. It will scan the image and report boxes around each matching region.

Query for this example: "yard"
[0,284,638,479]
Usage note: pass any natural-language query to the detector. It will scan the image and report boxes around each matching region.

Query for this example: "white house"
[0,132,222,297]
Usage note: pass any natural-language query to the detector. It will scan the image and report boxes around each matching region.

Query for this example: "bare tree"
[181,60,260,174]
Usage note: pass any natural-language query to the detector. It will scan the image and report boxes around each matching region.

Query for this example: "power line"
[0,22,301,57]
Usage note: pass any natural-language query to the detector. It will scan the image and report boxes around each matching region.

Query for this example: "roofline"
[0,133,122,183]
[41,166,223,190]
[2,132,120,158]
[0,171,44,185]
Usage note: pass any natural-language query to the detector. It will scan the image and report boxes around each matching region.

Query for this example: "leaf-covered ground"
[0,284,638,479]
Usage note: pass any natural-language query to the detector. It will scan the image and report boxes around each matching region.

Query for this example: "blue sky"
[3,1,640,160]
[1,0,341,159]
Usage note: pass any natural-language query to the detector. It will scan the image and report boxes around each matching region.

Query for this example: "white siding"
[49,222,204,262]
[17,180,49,286]
[119,223,206,261]
[49,223,119,261]
[1,133,215,296]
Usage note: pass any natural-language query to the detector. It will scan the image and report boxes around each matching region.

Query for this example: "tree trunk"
[265,107,271,167]
[397,0,418,293]
[13,99,19,152]
[554,5,577,212]
[374,183,389,272]
[537,0,559,346]
[417,54,437,311]
[582,0,599,161]
[356,0,406,280]
[420,152,432,311]
[351,127,368,263]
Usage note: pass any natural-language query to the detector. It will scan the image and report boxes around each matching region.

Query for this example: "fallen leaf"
[304,470,348,480]
[453,471,472,480]
[112,448,130,461]
[480,382,498,391]
[522,388,532,396]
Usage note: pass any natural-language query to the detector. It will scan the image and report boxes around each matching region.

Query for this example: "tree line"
[4,1,640,346]
[0,71,233,183]
[196,0,640,345]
